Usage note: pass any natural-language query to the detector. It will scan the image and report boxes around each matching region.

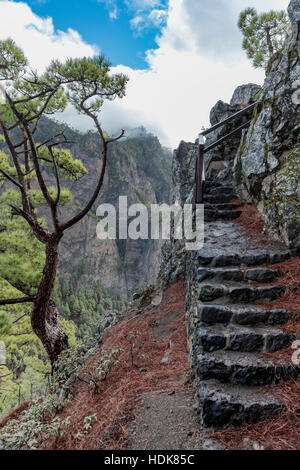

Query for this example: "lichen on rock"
[234,0,300,248]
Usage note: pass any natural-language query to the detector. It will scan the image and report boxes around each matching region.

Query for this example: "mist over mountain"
[33,118,172,298]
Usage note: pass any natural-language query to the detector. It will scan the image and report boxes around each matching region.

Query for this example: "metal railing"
[195,101,258,204]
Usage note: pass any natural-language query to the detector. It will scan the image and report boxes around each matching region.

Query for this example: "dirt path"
[38,281,208,450]
[127,387,201,450]
[126,287,207,450]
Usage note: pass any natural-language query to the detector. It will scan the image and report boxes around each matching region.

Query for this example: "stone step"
[196,324,291,353]
[204,209,242,222]
[197,351,299,386]
[197,250,295,268]
[197,304,291,326]
[197,267,281,284]
[204,180,228,189]
[198,283,285,303]
[206,186,234,196]
[198,380,284,428]
[205,203,244,211]
[203,194,235,204]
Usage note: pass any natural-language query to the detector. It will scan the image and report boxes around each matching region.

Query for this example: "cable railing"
[195,101,258,204]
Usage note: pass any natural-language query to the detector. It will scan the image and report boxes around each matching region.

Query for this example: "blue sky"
[14,0,169,68]
[0,0,290,146]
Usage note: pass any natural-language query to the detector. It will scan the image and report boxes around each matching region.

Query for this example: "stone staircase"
[194,180,299,429]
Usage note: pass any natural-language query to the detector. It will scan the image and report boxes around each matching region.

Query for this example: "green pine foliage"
[0,38,129,417]
[0,256,127,418]
[238,7,291,69]
[0,277,77,419]
[0,183,78,418]
[52,270,128,345]
[0,278,49,416]
[0,201,45,295]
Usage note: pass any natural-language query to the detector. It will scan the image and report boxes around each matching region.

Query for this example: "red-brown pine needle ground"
[41,282,188,450]
[2,203,299,450]
[233,201,270,246]
[43,204,300,450]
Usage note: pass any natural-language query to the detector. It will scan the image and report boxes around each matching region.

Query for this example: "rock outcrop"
[204,84,261,181]
[160,139,299,429]
[234,0,300,248]
[158,83,261,289]
[158,54,300,428]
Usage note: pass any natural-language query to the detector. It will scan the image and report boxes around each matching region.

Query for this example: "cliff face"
[35,122,172,297]
[158,84,261,288]
[204,84,261,181]
[158,72,300,431]
[234,0,300,248]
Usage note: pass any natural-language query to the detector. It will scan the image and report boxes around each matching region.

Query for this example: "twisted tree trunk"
[265,27,274,56]
[31,233,68,369]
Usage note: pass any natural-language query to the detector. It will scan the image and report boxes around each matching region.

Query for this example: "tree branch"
[27,89,58,123]
[13,87,55,105]
[106,129,125,144]
[5,92,55,209]
[37,154,79,180]
[35,132,69,150]
[0,168,23,189]
[48,145,61,207]
[13,313,28,324]
[0,120,32,216]
[23,122,55,207]
[61,111,108,231]
[0,296,36,305]
[9,204,48,244]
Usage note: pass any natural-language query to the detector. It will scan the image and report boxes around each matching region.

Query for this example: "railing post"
[195,134,205,204]
[194,101,257,205]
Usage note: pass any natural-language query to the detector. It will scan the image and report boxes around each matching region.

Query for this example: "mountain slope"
[34,120,172,297]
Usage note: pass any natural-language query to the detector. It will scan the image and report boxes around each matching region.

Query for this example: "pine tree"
[238,7,291,69]
[0,39,128,368]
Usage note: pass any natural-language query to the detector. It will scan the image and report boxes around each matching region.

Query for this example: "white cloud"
[0,0,291,148]
[125,0,163,8]
[149,8,168,27]
[125,0,168,33]
[100,0,290,147]
[97,0,119,20]
[98,0,167,26]
[179,0,290,60]
[130,8,167,32]
[0,0,98,72]
[130,15,143,28]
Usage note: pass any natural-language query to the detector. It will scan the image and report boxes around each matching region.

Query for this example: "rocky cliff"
[205,83,261,181]
[157,1,300,431]
[158,83,262,288]
[234,0,300,248]
[35,120,172,297]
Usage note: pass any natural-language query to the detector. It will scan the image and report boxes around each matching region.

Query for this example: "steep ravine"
[34,121,172,297]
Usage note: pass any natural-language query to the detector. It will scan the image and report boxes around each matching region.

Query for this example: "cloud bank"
[102,0,290,147]
[0,0,290,147]
[0,0,98,72]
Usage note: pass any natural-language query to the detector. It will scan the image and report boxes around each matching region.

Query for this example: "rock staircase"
[194,180,299,429]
